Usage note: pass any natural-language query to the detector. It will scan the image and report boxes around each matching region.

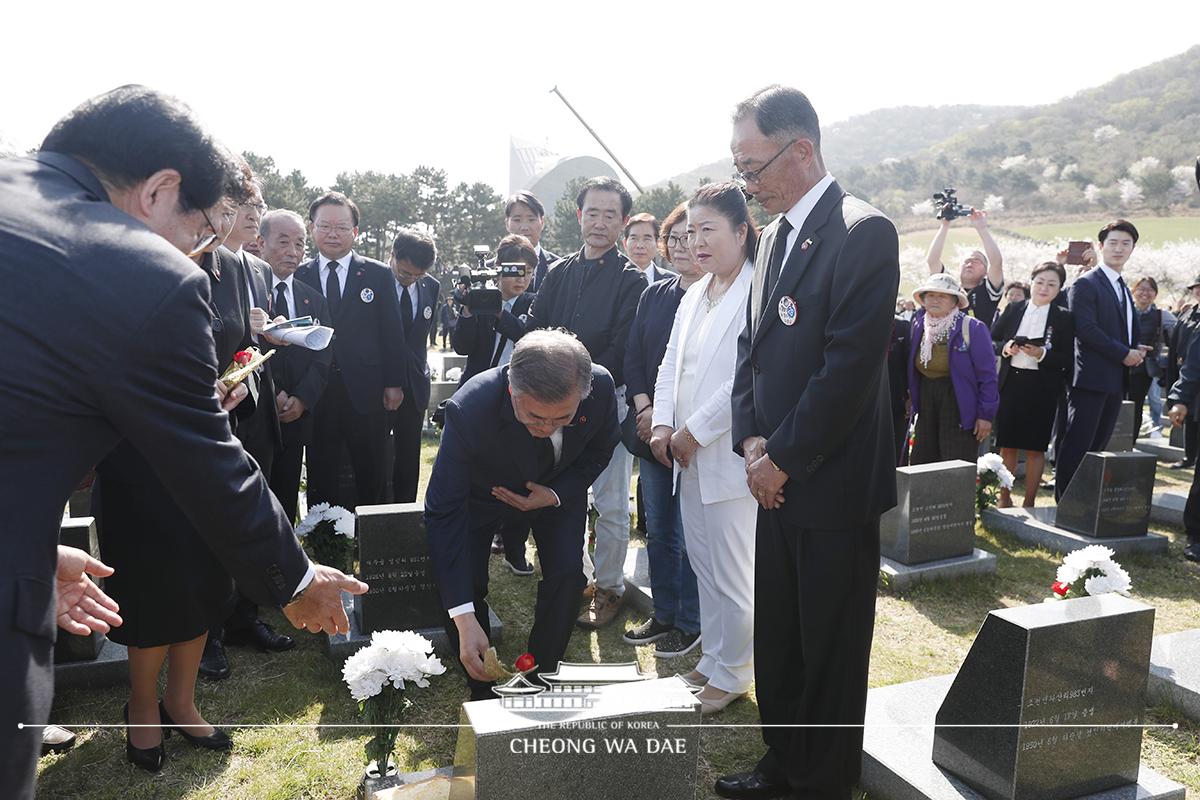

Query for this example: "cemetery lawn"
[897,215,1200,251]
[37,440,1200,799]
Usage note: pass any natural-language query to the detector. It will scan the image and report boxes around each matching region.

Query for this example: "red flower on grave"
[233,350,253,366]
[515,653,536,672]
[1051,580,1070,597]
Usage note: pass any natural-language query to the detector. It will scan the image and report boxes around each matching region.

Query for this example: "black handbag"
[620,404,655,461]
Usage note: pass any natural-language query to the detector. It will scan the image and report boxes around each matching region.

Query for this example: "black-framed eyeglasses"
[732,138,798,186]
[664,233,688,249]
[240,200,267,214]
[187,207,220,258]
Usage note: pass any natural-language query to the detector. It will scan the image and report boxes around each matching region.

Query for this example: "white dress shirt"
[1011,301,1051,370]
[1097,263,1134,345]
[318,254,351,297]
[779,172,837,265]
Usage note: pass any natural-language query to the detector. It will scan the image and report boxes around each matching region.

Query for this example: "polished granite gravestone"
[1148,628,1200,722]
[441,354,468,375]
[982,452,1168,555]
[429,381,458,412]
[1170,424,1185,448]
[879,461,996,590]
[54,517,129,689]
[325,503,502,662]
[1149,491,1186,527]
[933,594,1155,800]
[448,675,701,800]
[1104,401,1137,452]
[862,676,1184,800]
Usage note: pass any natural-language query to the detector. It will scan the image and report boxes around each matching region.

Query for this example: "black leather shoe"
[714,770,791,799]
[490,534,505,555]
[159,702,232,751]
[123,703,166,772]
[198,637,231,681]
[225,620,295,652]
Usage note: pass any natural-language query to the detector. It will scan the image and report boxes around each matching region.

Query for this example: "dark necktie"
[400,284,414,335]
[765,217,794,303]
[274,282,289,320]
[325,263,341,318]
[1116,276,1131,345]
[535,434,555,479]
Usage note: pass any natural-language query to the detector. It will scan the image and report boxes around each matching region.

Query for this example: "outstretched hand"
[282,564,368,635]
[56,545,122,635]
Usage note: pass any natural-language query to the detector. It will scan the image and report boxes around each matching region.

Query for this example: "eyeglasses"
[240,200,267,214]
[314,223,354,235]
[732,138,797,186]
[664,234,688,249]
[187,207,220,258]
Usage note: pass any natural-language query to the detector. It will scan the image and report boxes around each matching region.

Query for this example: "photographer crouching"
[925,188,1005,328]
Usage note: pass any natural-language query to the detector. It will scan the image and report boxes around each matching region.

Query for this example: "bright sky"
[4,1,1196,195]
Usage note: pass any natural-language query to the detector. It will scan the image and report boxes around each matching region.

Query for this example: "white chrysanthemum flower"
[1056,564,1081,585]
[342,647,389,701]
[334,510,355,539]
[977,453,1003,474]
[1085,565,1132,597]
[1063,545,1116,573]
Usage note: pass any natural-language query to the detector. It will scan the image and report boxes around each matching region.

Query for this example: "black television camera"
[932,187,972,221]
[454,245,527,315]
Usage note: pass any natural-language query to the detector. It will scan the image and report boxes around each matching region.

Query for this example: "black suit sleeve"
[992,303,1018,355]
[96,272,309,606]
[546,372,620,503]
[378,269,410,390]
[1043,307,1075,375]
[493,303,531,342]
[623,287,652,402]
[731,288,757,457]
[292,292,333,412]
[1069,277,1129,365]
[765,216,900,479]
[423,398,477,610]
[451,311,486,356]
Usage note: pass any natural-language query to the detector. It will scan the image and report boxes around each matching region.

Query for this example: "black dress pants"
[753,510,880,800]
[268,429,306,526]
[441,497,587,700]
[1127,369,1153,438]
[1056,387,1123,500]
[307,372,388,509]
[390,393,426,504]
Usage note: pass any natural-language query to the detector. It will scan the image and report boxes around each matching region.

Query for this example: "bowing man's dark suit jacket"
[0,153,310,798]
[424,364,618,689]
[730,179,899,796]
[991,300,1075,393]
[295,253,409,415]
[451,291,535,385]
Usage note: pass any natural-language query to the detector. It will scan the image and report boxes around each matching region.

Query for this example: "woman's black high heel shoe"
[123,703,166,772]
[158,701,232,751]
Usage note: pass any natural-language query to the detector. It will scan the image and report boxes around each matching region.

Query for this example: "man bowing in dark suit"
[719,85,900,800]
[296,192,409,508]
[388,227,439,503]
[1055,220,1143,499]
[425,330,619,699]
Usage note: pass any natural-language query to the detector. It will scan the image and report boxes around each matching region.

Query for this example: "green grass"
[36,441,1200,799]
[898,215,1200,251]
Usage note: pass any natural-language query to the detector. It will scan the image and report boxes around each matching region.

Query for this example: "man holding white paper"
[258,210,333,523]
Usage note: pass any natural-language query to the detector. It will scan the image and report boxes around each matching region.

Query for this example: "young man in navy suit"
[388,227,440,503]
[1055,220,1143,499]
[424,331,619,699]
[503,191,558,290]
[295,192,409,508]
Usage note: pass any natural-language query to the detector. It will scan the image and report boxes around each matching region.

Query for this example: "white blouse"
[1011,302,1051,370]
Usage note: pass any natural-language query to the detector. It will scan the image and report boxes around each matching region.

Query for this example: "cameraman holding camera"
[925,203,1005,328]
[452,234,536,387]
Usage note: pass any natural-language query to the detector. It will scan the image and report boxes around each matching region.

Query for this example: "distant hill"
[654,104,1025,191]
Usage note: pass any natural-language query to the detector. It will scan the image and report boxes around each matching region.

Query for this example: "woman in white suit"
[650,182,758,715]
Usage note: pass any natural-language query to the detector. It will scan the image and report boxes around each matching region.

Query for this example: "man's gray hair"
[509,330,593,402]
[733,85,822,149]
[259,208,305,240]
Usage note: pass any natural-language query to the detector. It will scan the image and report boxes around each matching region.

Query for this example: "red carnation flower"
[515,653,536,672]
[1051,580,1070,597]
[234,350,253,366]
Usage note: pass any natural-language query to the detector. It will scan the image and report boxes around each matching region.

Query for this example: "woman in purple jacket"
[907,273,1000,465]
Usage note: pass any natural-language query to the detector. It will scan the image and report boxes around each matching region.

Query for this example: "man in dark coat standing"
[720,85,900,800]
[0,86,365,799]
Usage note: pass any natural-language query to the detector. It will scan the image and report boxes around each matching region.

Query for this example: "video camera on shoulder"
[454,245,527,315]
[932,187,972,221]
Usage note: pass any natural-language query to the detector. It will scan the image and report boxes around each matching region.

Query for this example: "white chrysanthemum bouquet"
[976,453,1015,513]
[343,630,447,779]
[1051,545,1133,600]
[295,502,355,573]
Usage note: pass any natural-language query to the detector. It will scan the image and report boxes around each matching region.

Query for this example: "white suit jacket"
[652,260,754,504]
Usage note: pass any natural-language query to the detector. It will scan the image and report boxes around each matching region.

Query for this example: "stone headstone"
[1169,423,1184,449]
[449,672,700,800]
[429,380,457,412]
[1148,628,1200,723]
[880,460,976,564]
[441,354,468,375]
[932,594,1154,800]
[1103,401,1136,451]
[1055,451,1156,538]
[56,517,104,662]
[355,503,446,635]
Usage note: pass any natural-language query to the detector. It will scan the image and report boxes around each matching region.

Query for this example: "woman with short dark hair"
[991,262,1075,506]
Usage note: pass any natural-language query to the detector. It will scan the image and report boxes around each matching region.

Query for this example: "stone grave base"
[360,766,455,800]
[981,507,1169,555]
[1150,492,1186,527]
[1149,629,1200,723]
[880,550,996,592]
[1135,438,1185,462]
[861,674,1186,800]
[622,547,654,618]
[54,639,129,690]
[325,591,503,664]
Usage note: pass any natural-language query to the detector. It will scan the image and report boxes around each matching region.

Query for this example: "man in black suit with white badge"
[0,86,365,800]
[296,192,410,508]
[719,86,900,800]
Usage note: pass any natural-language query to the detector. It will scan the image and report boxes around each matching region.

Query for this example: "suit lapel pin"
[360,287,375,303]
[800,238,813,252]
[778,296,798,326]
[423,306,433,320]
[303,298,310,306]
